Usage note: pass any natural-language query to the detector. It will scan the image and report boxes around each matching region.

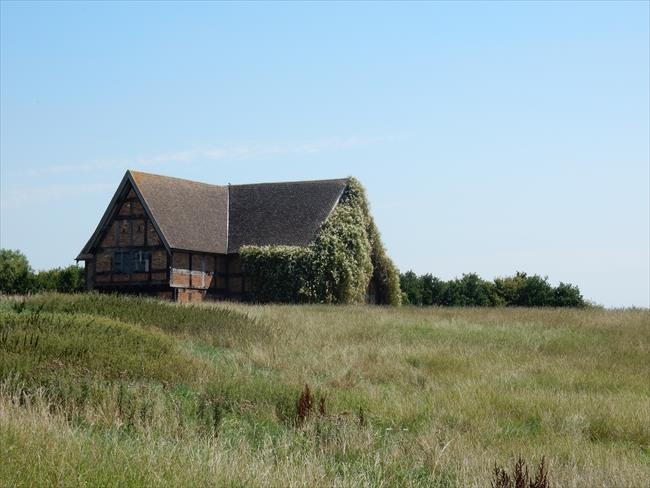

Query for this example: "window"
[132,251,150,272]
[112,250,150,273]
[112,250,128,273]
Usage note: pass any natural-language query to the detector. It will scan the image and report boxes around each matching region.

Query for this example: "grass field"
[0,294,648,487]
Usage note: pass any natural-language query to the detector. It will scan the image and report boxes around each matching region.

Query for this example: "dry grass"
[1,294,648,487]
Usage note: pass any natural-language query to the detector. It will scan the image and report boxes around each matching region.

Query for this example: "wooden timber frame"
[168,249,247,302]
[77,173,247,303]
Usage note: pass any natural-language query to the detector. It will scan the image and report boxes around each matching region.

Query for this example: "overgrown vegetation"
[238,246,313,303]
[400,271,586,307]
[241,178,401,304]
[0,249,84,294]
[1,293,648,486]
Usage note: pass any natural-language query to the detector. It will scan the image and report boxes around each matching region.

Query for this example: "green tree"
[495,272,556,306]
[494,271,528,305]
[553,282,585,307]
[0,249,33,294]
[457,273,503,306]
[439,278,462,306]
[400,271,423,305]
[518,274,554,306]
[420,273,435,305]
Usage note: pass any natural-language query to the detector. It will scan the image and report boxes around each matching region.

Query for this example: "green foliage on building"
[241,178,401,304]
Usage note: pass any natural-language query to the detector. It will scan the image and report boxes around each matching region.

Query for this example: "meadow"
[0,293,648,487]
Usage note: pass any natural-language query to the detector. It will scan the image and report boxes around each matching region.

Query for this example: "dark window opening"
[112,250,150,273]
[132,251,150,272]
[112,250,128,273]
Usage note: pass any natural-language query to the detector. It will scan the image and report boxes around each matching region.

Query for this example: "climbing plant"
[241,178,401,304]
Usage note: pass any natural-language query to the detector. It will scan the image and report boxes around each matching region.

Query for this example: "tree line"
[1,248,588,307]
[0,249,84,294]
[400,271,587,307]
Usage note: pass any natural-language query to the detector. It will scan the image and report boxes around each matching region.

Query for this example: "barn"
[76,170,400,304]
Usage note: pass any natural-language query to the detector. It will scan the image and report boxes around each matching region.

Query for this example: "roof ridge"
[128,170,348,188]
[128,169,227,188]
[231,177,349,188]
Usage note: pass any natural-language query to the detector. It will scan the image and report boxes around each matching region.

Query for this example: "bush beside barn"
[241,178,401,304]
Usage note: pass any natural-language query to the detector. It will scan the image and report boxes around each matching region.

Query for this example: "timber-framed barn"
[76,170,350,303]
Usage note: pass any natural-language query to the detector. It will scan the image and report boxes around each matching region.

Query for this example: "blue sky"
[1,1,648,307]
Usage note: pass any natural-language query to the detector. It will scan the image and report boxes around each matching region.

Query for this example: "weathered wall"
[88,184,171,298]
[86,181,246,303]
[170,251,235,303]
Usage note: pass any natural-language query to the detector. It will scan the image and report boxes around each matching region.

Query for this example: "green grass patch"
[1,294,648,486]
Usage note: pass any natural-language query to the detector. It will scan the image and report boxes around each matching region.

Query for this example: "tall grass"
[20,293,267,346]
[1,294,648,487]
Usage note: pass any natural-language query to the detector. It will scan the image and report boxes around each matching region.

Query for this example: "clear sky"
[1,1,648,307]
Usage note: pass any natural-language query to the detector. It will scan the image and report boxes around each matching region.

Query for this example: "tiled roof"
[227,178,347,252]
[78,170,347,257]
[130,171,229,254]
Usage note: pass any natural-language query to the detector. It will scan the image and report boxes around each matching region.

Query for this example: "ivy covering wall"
[241,178,401,305]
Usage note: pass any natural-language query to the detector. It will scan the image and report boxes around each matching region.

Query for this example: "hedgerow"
[0,249,84,294]
[241,178,401,304]
[400,270,587,307]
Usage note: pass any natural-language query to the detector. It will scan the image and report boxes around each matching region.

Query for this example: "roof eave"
[75,171,132,259]
[126,170,172,254]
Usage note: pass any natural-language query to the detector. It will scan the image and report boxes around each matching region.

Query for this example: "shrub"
[494,272,555,307]
[515,274,554,307]
[0,250,84,294]
[241,178,401,305]
[494,272,528,305]
[454,273,503,306]
[400,270,586,307]
[33,265,85,293]
[0,249,33,294]
[553,282,584,307]
[411,273,503,307]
